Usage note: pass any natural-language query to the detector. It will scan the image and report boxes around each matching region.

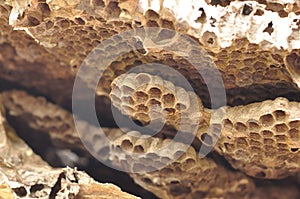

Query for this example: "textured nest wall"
[0,0,300,198]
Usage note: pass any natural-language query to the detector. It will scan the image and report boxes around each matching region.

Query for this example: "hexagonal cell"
[160,19,175,29]
[139,157,153,165]
[234,149,247,158]
[134,91,149,103]
[121,96,134,105]
[249,139,261,147]
[160,167,174,175]
[131,117,150,127]
[182,158,196,168]
[261,130,273,138]
[160,156,172,163]
[259,114,275,127]
[161,93,175,107]
[175,103,187,111]
[110,94,121,105]
[133,145,145,153]
[148,87,162,98]
[135,73,151,85]
[146,99,162,107]
[277,149,289,156]
[273,110,287,121]
[249,132,261,140]
[222,118,233,130]
[120,105,135,115]
[250,146,261,153]
[224,143,235,152]
[247,119,259,131]
[264,148,276,157]
[105,2,121,17]
[236,137,248,148]
[147,152,159,160]
[133,163,149,172]
[144,9,160,20]
[263,138,274,145]
[288,128,299,141]
[288,120,300,128]
[153,161,164,168]
[121,139,133,151]
[234,122,247,132]
[134,104,148,112]
[275,135,287,142]
[274,123,289,133]
[163,108,176,115]
[277,143,288,149]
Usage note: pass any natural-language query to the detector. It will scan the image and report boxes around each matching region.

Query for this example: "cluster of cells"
[215,97,300,179]
[110,131,255,199]
[110,72,300,180]
[110,73,209,135]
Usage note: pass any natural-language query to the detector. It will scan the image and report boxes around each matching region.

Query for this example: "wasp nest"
[0,0,300,198]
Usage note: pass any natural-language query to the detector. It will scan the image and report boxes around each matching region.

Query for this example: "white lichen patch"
[140,0,300,52]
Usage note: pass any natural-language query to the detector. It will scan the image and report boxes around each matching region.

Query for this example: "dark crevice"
[49,172,65,199]
[4,102,157,199]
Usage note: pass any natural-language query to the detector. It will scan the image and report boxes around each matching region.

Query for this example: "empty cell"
[235,149,247,158]
[161,156,172,163]
[135,73,151,85]
[236,137,248,147]
[133,112,150,124]
[249,139,261,146]
[133,145,145,153]
[222,119,233,130]
[147,152,159,160]
[259,114,275,127]
[121,96,134,105]
[261,130,273,137]
[148,87,162,98]
[110,94,121,104]
[274,123,288,133]
[224,143,235,152]
[265,149,276,157]
[234,122,247,132]
[134,91,149,103]
[288,120,300,128]
[275,135,287,142]
[288,128,299,140]
[175,103,187,111]
[263,138,274,145]
[273,110,286,121]
[120,105,134,115]
[134,104,148,112]
[147,99,162,107]
[153,161,164,168]
[121,139,133,151]
[160,167,174,174]
[277,143,288,149]
[162,93,175,107]
[251,146,261,153]
[163,108,176,115]
[247,119,259,131]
